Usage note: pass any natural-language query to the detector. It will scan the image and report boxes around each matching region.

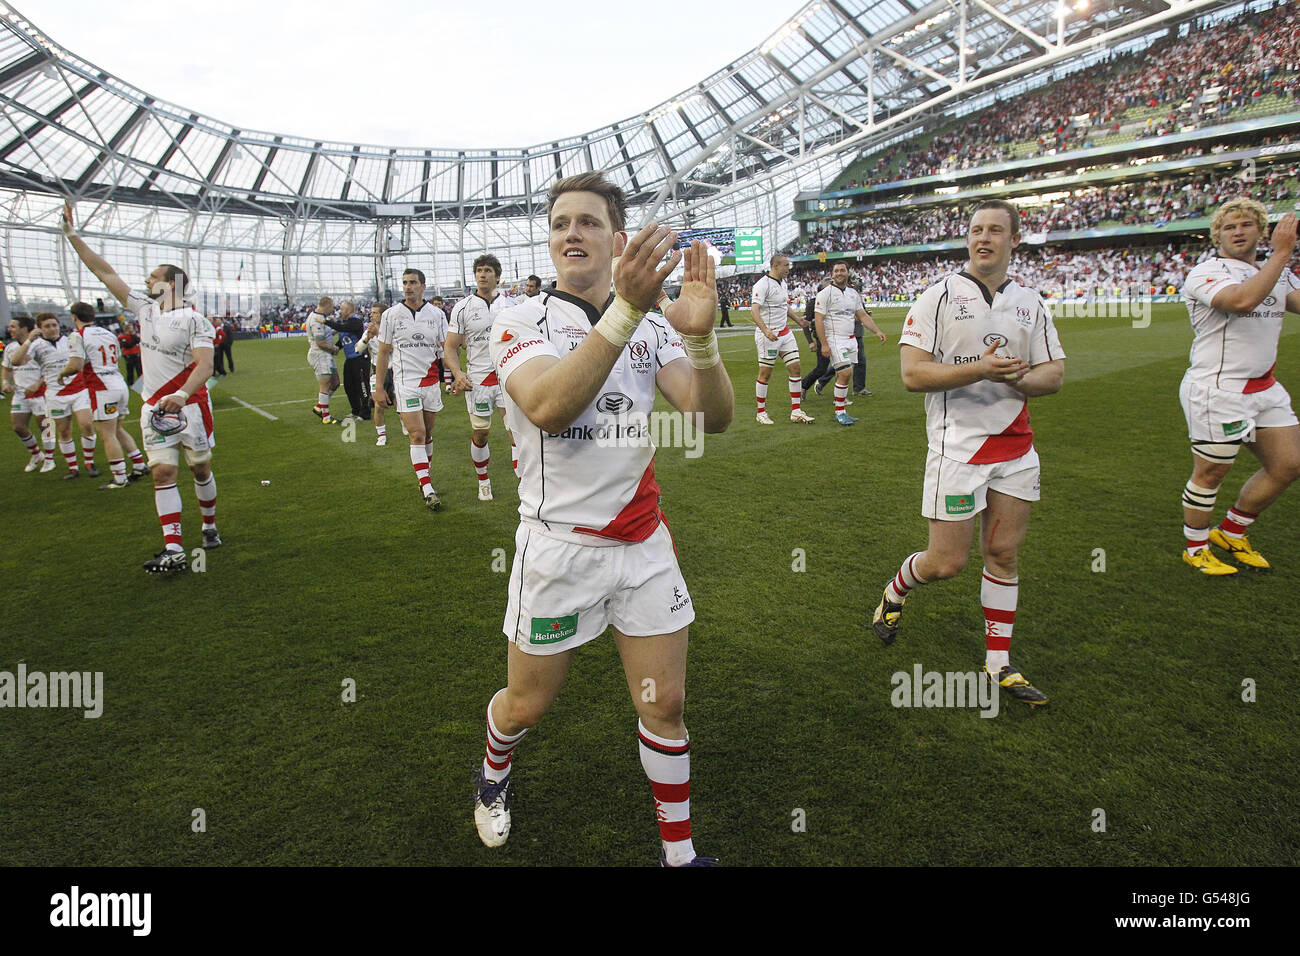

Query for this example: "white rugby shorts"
[503,522,695,655]
[827,334,858,371]
[755,328,800,366]
[47,389,90,418]
[92,379,130,421]
[1180,374,1297,445]
[309,353,337,378]
[464,382,505,429]
[395,383,443,414]
[922,446,1041,521]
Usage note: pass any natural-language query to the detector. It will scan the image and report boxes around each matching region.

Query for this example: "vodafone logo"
[906,316,914,326]
[497,338,543,368]
[500,330,515,342]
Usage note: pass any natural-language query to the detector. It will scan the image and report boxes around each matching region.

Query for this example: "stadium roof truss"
[0,0,1225,305]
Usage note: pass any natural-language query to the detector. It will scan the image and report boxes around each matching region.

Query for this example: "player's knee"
[505,693,550,731]
[927,552,967,580]
[407,429,427,445]
[1269,457,1300,484]
[640,683,685,724]
[472,429,489,446]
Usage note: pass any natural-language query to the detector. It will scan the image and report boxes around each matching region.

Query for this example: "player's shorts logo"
[983,333,1009,349]
[105,402,118,414]
[595,392,635,415]
[530,614,578,645]
[475,400,490,415]
[405,397,420,408]
[945,493,976,516]
[1223,420,1248,436]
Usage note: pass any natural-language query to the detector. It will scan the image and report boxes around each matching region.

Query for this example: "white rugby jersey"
[379,301,447,390]
[489,289,688,543]
[126,291,215,405]
[901,271,1065,464]
[815,283,866,338]
[69,325,124,388]
[28,335,71,392]
[1181,256,1300,393]
[305,313,336,357]
[751,274,793,334]
[4,341,43,393]
[449,291,518,384]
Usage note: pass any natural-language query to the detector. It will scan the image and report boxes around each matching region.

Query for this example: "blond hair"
[1211,198,1268,248]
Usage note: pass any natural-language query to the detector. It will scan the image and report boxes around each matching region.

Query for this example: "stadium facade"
[0,0,1234,315]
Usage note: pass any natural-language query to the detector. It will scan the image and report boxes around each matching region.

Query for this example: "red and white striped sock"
[471,440,490,482]
[80,434,96,468]
[638,720,697,866]
[885,551,928,604]
[982,568,1018,673]
[1184,524,1210,556]
[194,473,217,529]
[59,439,77,472]
[409,445,431,493]
[788,376,803,411]
[482,689,527,785]
[755,379,768,413]
[109,458,127,484]
[19,432,39,459]
[1218,507,1257,540]
[375,424,386,439]
[42,431,55,455]
[834,383,848,414]
[155,482,183,551]
[128,449,146,471]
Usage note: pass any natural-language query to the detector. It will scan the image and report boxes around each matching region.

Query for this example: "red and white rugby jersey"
[29,335,71,392]
[1181,256,1299,393]
[901,271,1065,464]
[814,282,866,339]
[305,313,336,358]
[69,325,123,392]
[3,341,43,394]
[379,301,447,391]
[488,288,688,544]
[751,274,792,334]
[449,291,519,385]
[126,291,215,405]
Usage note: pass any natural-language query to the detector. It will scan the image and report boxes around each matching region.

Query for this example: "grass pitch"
[2,302,1297,866]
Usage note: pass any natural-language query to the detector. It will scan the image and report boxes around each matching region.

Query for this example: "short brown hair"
[970,200,1021,233]
[36,311,58,325]
[547,172,626,233]
[1211,198,1268,248]
[473,254,502,278]
[69,302,96,324]
[158,264,190,296]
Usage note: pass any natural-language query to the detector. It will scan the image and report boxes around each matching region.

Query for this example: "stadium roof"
[0,0,1225,224]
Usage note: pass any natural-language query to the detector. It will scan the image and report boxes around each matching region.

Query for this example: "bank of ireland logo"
[983,333,1009,349]
[595,392,634,415]
[945,493,976,516]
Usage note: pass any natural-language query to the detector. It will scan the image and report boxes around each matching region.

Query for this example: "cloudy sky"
[26,0,804,149]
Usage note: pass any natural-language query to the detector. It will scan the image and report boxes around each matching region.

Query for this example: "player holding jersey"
[873,200,1065,705]
[305,297,341,422]
[61,200,221,572]
[472,172,733,866]
[445,253,519,501]
[750,254,814,425]
[1177,200,1300,574]
[374,269,447,509]
[814,263,886,425]
[59,303,149,488]
[3,315,54,472]
[7,313,91,478]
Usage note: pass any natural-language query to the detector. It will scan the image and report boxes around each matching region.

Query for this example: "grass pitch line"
[227,396,280,421]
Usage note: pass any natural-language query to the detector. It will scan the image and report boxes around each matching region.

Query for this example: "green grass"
[2,303,1297,866]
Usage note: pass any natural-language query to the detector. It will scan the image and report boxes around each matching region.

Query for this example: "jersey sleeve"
[125,290,153,315]
[450,301,467,336]
[647,314,687,368]
[68,332,88,361]
[814,286,831,316]
[378,312,394,346]
[1182,261,1238,309]
[900,282,943,353]
[750,278,765,305]
[1028,297,1065,365]
[489,304,558,386]
[190,314,215,351]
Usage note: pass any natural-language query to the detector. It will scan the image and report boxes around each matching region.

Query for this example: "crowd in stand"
[837,0,1300,189]
[788,162,1299,255]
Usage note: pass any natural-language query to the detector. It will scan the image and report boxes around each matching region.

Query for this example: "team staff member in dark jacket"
[118,322,142,386]
[326,300,371,420]
[217,317,235,374]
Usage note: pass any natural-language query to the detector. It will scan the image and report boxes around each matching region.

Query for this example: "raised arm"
[656,241,733,433]
[61,201,131,308]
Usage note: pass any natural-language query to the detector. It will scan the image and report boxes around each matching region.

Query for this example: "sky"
[24,0,806,149]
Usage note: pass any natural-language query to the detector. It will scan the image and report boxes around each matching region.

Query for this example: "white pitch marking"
[227,396,279,420]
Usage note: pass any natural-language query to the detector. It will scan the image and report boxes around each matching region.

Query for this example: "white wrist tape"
[680,331,720,369]
[593,295,644,348]
[174,389,190,403]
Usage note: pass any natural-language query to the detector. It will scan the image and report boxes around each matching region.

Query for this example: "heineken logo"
[945,494,976,516]
[530,614,577,645]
